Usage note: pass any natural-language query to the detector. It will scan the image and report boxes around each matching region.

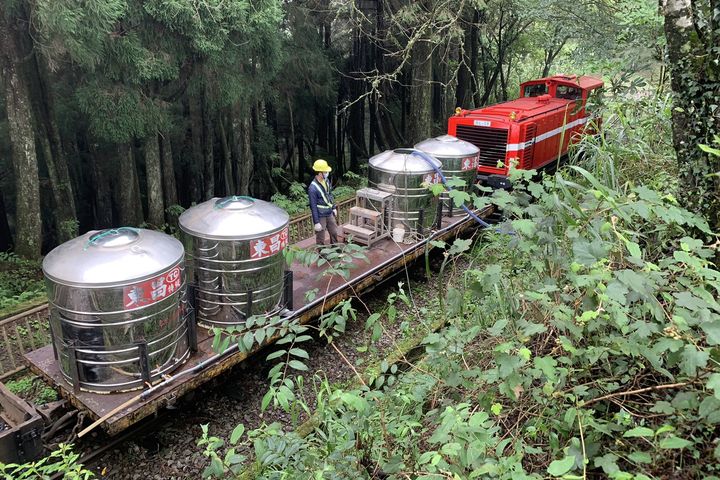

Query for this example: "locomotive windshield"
[523,83,547,97]
[556,85,582,100]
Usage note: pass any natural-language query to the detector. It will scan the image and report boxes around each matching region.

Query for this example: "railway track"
[60,258,432,477]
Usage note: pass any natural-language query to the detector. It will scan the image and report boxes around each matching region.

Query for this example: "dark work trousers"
[316,214,339,246]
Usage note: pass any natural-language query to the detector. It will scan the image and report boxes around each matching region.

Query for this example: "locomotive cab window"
[556,85,581,100]
[523,84,548,97]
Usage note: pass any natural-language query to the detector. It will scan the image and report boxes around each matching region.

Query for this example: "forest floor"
[72,249,460,479]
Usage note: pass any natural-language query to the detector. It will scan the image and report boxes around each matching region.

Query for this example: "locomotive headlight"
[455,107,462,116]
[509,111,517,120]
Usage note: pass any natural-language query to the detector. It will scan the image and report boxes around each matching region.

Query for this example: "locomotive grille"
[456,125,508,168]
[522,124,536,169]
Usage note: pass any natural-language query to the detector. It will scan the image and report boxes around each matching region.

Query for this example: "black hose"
[409,150,492,228]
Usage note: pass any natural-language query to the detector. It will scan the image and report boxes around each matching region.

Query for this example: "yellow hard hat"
[312,159,332,173]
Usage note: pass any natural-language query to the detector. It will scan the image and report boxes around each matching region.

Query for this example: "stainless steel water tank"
[414,135,479,214]
[179,196,290,328]
[368,148,442,233]
[42,227,192,393]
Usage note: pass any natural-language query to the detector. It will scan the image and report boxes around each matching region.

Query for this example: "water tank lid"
[368,149,441,174]
[179,196,290,240]
[414,135,479,158]
[42,227,184,287]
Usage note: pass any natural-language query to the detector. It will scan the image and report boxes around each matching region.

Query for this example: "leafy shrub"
[572,91,677,193]
[271,182,309,216]
[0,252,45,311]
[6,375,58,405]
[270,173,364,216]
[0,443,93,479]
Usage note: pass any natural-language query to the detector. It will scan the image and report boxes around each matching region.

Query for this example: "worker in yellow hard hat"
[308,159,339,246]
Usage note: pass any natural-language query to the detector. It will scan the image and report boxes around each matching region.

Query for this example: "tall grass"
[570,92,678,193]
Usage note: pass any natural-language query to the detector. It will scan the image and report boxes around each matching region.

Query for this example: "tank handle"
[84,227,139,250]
[214,195,255,209]
[393,148,416,155]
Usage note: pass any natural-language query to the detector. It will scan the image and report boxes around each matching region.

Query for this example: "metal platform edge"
[25,207,493,435]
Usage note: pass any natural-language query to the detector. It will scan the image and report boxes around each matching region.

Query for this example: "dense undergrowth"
[270,171,364,216]
[0,252,45,314]
[194,162,718,479]
[5,375,58,405]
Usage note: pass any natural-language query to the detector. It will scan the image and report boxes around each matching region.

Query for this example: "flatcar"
[449,74,604,188]
[13,144,491,443]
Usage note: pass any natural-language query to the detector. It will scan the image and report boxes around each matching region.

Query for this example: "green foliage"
[0,252,45,311]
[270,182,309,216]
[0,443,93,479]
[287,242,369,280]
[572,89,677,193]
[199,156,719,478]
[32,0,127,67]
[75,83,168,143]
[209,242,368,417]
[6,375,58,405]
[57,219,79,243]
[270,174,363,216]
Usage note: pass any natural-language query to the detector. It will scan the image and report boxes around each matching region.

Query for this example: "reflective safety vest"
[308,178,335,223]
[311,179,334,210]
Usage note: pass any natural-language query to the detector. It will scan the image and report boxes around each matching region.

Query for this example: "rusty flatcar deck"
[25,207,492,435]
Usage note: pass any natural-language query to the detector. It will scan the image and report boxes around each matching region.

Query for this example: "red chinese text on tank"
[124,266,182,310]
[422,172,441,185]
[461,155,479,171]
[250,227,289,259]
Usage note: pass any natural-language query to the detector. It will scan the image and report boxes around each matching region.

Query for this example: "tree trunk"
[252,102,276,198]
[499,52,510,101]
[348,31,368,172]
[662,0,720,232]
[408,34,433,144]
[202,87,214,199]
[369,93,388,152]
[0,9,41,258]
[240,113,254,196]
[28,55,78,242]
[117,143,142,226]
[444,39,458,118]
[144,134,165,226]
[541,36,568,77]
[287,96,298,180]
[188,94,204,202]
[431,51,443,129]
[297,133,306,181]
[233,106,253,196]
[91,151,113,229]
[336,108,345,172]
[328,105,337,160]
[0,193,12,252]
[456,27,472,108]
[159,133,178,210]
[218,114,235,195]
[470,10,481,107]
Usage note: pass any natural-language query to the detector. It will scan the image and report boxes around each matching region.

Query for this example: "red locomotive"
[448,74,604,188]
